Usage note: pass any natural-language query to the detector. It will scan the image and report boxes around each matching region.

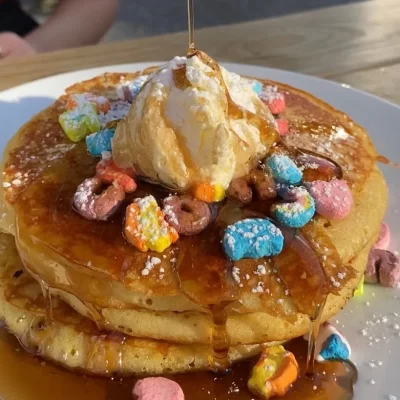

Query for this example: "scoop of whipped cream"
[112,52,278,190]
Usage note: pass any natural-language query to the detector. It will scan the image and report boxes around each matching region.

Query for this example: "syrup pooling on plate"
[0,327,357,400]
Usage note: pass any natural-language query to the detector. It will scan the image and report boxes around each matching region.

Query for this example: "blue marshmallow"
[252,80,263,95]
[304,322,352,362]
[223,218,284,261]
[265,154,302,185]
[85,128,115,157]
[271,188,315,228]
[320,334,350,361]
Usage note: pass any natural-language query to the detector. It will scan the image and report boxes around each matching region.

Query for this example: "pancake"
[0,233,266,375]
[0,61,387,373]
[0,231,371,375]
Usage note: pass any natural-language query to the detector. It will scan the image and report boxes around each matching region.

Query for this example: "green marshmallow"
[59,103,101,143]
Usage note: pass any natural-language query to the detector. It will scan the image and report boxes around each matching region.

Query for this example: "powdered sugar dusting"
[3,101,76,203]
[259,85,284,103]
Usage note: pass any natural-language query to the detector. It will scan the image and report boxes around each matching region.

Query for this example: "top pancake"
[0,70,387,325]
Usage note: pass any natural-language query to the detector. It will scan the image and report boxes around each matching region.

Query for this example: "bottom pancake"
[0,232,372,375]
[0,233,271,376]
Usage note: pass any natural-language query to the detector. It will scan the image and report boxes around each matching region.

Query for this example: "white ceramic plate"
[0,63,399,400]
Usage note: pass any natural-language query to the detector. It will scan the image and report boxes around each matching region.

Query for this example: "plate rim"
[1,62,399,112]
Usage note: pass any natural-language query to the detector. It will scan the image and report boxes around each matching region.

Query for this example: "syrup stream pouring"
[187,0,195,55]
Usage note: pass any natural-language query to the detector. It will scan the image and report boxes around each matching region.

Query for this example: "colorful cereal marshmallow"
[223,218,284,261]
[133,377,184,400]
[248,345,299,399]
[124,195,179,253]
[366,249,400,288]
[272,185,315,228]
[374,223,391,250]
[276,118,289,135]
[73,177,125,221]
[305,179,353,220]
[59,103,101,142]
[265,154,302,185]
[117,75,149,102]
[354,275,364,297]
[86,128,115,157]
[193,182,225,203]
[252,80,263,95]
[96,158,137,193]
[259,86,286,115]
[305,322,351,362]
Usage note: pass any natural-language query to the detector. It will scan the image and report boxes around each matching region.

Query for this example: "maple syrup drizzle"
[187,0,195,55]
[210,303,232,373]
[376,154,400,167]
[39,280,54,326]
[187,50,280,149]
[21,258,54,327]
[306,299,327,376]
[295,148,343,181]
[274,228,331,377]
[276,228,329,316]
[173,229,237,373]
[86,332,127,375]
[83,302,107,330]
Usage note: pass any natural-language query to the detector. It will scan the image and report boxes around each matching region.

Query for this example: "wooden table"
[1,0,400,104]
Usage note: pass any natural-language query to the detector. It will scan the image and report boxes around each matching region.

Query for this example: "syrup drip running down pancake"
[0,57,387,386]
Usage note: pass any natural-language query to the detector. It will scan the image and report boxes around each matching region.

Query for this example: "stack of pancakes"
[0,70,387,376]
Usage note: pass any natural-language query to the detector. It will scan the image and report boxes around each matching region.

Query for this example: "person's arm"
[25,0,119,53]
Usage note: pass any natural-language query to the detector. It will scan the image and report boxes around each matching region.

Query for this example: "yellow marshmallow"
[124,195,179,253]
[248,345,299,399]
[213,184,225,202]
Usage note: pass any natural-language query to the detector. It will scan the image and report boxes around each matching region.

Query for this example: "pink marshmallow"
[276,118,289,135]
[365,253,379,284]
[366,249,400,288]
[306,179,353,220]
[133,377,184,400]
[374,223,391,250]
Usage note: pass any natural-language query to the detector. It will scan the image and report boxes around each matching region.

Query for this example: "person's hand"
[0,32,36,60]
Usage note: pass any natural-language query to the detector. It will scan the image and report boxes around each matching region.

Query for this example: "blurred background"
[24,0,363,42]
